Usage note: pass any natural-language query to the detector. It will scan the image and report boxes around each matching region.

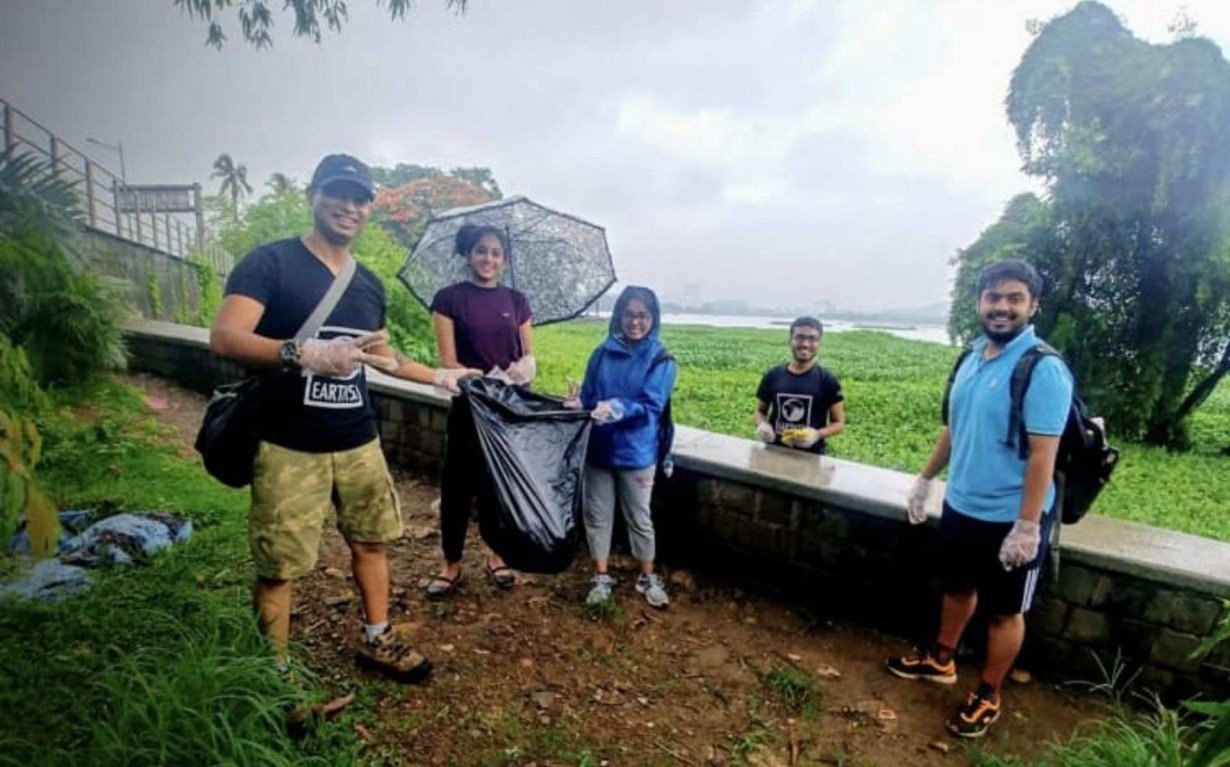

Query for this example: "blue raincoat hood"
[606,285,663,346]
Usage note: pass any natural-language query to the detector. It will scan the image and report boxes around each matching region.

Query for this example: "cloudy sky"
[3,0,1229,312]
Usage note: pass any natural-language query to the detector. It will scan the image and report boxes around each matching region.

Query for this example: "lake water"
[595,311,953,346]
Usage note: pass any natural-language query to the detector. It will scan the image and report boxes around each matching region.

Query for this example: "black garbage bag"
[463,377,592,574]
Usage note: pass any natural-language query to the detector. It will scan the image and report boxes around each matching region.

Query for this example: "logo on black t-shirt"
[302,327,368,410]
[775,394,813,431]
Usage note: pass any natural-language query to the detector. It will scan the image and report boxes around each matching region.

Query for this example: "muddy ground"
[128,372,1106,767]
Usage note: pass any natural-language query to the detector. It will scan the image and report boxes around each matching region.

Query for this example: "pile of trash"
[2,510,193,603]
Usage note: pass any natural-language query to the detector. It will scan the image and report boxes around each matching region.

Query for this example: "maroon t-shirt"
[431,282,532,371]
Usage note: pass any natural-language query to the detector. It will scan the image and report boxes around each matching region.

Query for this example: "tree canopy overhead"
[951,1,1230,447]
[174,0,468,49]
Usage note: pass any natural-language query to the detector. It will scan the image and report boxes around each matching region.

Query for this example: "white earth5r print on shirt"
[301,325,371,410]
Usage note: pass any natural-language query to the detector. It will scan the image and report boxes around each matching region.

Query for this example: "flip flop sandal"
[485,562,516,590]
[423,572,463,601]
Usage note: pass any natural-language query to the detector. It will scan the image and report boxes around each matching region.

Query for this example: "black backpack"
[651,350,676,478]
[942,343,1120,523]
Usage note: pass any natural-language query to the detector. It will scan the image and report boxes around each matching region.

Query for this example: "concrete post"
[85,161,97,227]
[2,103,10,157]
[193,183,205,251]
[112,179,124,239]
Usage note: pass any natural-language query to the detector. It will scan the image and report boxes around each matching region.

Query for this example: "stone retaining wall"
[83,227,204,323]
[125,319,1230,703]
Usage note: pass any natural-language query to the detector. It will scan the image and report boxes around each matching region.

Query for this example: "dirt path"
[125,372,1101,767]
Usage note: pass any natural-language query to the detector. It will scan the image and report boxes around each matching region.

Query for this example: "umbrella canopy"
[398,196,617,326]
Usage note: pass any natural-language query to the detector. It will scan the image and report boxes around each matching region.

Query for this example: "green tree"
[211,153,253,218]
[949,193,1057,344]
[0,152,129,386]
[0,151,130,554]
[952,1,1230,447]
[372,171,498,249]
[266,172,297,195]
[175,0,468,49]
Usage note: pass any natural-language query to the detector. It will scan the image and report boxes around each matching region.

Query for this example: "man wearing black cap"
[210,153,476,680]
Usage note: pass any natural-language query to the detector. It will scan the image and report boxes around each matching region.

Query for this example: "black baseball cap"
[309,154,375,200]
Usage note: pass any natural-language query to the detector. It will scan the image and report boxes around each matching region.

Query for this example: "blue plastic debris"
[0,559,91,603]
[61,512,194,566]
[3,511,193,602]
[9,509,95,555]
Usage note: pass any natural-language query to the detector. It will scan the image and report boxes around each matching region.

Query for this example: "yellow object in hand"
[781,428,807,446]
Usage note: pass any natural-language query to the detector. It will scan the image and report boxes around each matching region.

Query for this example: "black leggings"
[439,399,497,563]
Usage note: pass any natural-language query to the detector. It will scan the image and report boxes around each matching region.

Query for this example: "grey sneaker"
[586,573,616,605]
[636,573,669,609]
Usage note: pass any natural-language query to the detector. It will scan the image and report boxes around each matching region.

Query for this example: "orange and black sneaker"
[886,649,957,685]
[947,691,1001,738]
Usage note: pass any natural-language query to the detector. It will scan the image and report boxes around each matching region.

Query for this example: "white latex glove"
[432,368,480,393]
[793,427,820,449]
[485,365,514,384]
[298,331,389,377]
[591,399,625,424]
[563,380,582,410]
[506,354,537,385]
[756,422,776,444]
[998,519,1042,570]
[906,476,931,525]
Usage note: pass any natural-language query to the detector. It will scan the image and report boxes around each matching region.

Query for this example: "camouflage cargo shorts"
[249,438,402,580]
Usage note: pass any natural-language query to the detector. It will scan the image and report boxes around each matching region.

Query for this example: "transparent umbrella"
[398,196,617,326]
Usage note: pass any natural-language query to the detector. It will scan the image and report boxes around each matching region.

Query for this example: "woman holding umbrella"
[566,286,677,609]
[425,224,536,599]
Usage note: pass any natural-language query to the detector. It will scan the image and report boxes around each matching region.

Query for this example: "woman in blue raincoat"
[567,286,677,608]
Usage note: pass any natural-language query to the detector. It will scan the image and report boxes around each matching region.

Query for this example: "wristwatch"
[279,339,301,370]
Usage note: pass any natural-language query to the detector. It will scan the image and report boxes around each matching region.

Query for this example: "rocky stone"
[756,492,796,527]
[1149,629,1202,672]
[1115,618,1161,658]
[1064,607,1111,644]
[668,569,697,592]
[1056,565,1100,606]
[716,482,757,514]
[430,409,448,433]
[1168,595,1224,636]
[1030,598,1070,637]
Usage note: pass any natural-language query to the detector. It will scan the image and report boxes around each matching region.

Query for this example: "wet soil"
[125,372,1104,767]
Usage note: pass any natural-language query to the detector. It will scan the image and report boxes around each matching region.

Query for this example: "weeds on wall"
[189,254,223,327]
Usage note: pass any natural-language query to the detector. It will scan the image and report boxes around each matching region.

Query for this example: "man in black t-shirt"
[209,154,476,681]
[754,316,846,455]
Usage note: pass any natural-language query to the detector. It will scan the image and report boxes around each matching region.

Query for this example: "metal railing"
[1,98,233,275]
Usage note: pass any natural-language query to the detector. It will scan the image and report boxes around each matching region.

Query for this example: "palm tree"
[266,172,297,196]
[211,153,253,217]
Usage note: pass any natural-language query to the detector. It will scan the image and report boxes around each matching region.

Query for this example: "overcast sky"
[3,0,1229,312]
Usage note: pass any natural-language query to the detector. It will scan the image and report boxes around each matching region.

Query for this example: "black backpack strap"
[941,349,974,426]
[650,349,675,429]
[1007,343,1061,460]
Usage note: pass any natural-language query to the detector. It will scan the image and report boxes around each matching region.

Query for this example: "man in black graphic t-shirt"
[209,154,476,680]
[754,316,846,455]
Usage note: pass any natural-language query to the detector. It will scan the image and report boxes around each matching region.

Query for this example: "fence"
[0,98,233,276]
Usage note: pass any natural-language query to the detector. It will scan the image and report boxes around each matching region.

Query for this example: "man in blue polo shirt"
[887,260,1073,739]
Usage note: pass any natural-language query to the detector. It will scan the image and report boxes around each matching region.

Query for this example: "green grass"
[764,665,821,718]
[970,703,1192,767]
[535,321,1230,541]
[0,379,359,767]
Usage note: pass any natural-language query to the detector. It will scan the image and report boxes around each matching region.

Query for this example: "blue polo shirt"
[946,326,1073,523]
